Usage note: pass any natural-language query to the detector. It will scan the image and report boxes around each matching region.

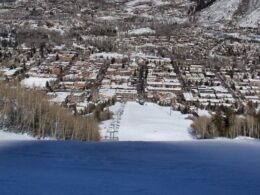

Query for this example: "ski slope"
[101,102,194,141]
[0,140,260,194]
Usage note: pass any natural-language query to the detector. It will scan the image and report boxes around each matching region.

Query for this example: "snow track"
[103,103,125,141]
[100,102,194,141]
[118,102,194,141]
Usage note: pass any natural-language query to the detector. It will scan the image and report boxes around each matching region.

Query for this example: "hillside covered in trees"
[0,82,100,141]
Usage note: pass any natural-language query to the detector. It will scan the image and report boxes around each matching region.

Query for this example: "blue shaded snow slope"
[0,140,260,195]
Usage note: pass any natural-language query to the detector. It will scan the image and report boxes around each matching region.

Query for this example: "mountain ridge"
[194,0,260,28]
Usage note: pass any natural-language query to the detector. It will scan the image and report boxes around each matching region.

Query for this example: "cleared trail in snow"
[118,102,194,141]
[100,102,194,141]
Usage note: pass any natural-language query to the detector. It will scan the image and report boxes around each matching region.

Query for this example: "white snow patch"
[198,109,211,117]
[42,25,65,35]
[48,92,71,103]
[234,136,256,141]
[21,77,57,89]
[128,27,155,35]
[126,0,167,7]
[97,16,120,21]
[0,130,34,141]
[90,52,123,60]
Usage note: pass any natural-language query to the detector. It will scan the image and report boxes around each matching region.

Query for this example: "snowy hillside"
[0,140,260,194]
[197,0,241,24]
[197,0,260,28]
[100,102,193,141]
[247,0,260,12]
[239,7,260,28]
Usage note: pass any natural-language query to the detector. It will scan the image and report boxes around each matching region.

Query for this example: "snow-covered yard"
[21,77,57,89]
[48,92,71,103]
[127,27,155,35]
[100,102,194,141]
[90,52,123,60]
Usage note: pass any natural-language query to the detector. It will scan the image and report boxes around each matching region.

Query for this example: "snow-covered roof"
[183,92,195,102]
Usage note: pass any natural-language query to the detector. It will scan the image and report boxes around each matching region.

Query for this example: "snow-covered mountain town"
[0,0,259,141]
[0,0,260,194]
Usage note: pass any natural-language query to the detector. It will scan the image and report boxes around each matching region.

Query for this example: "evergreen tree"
[212,109,224,136]
[56,54,59,61]
[224,108,235,137]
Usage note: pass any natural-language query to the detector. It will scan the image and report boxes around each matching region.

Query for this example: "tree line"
[192,105,260,139]
[0,82,100,141]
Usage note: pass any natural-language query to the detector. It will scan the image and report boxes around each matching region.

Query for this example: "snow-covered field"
[48,92,71,103]
[0,130,34,141]
[0,140,260,194]
[0,130,56,141]
[100,102,194,141]
[127,27,155,35]
[21,77,57,89]
[90,52,124,60]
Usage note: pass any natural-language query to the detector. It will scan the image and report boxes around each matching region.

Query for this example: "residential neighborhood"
[0,0,259,141]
